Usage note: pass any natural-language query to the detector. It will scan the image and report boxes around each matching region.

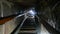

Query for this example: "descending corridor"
[0,0,60,34]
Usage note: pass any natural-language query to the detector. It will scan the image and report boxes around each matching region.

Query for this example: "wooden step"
[19,30,36,33]
[22,26,36,28]
[21,27,36,30]
[18,33,37,34]
[20,29,36,31]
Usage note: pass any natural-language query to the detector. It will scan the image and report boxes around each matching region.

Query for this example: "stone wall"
[0,17,22,34]
[0,25,3,34]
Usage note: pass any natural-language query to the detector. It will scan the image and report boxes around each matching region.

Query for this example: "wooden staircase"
[18,18,37,34]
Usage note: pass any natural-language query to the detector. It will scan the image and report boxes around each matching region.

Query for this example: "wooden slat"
[0,17,14,25]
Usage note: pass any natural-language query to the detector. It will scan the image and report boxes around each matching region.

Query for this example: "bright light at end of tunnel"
[29,10,36,16]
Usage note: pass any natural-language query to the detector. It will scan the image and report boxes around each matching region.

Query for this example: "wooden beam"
[0,17,14,25]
